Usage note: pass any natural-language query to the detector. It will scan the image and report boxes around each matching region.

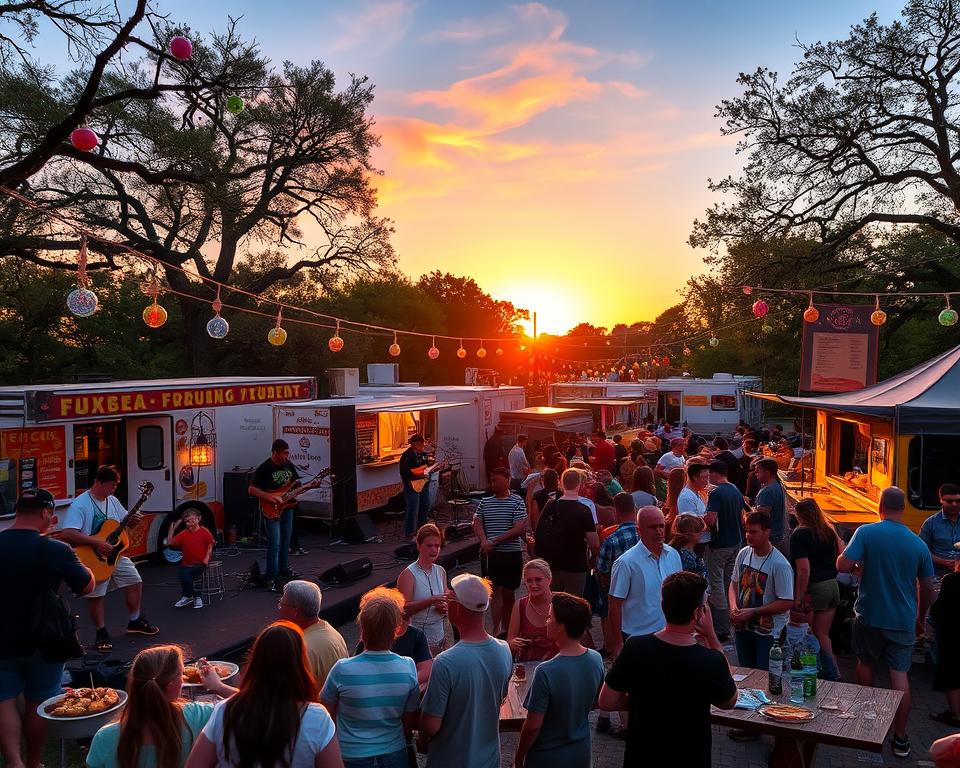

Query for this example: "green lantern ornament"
[226,95,245,114]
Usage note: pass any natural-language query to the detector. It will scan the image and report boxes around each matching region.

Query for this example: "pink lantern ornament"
[70,127,99,152]
[752,299,769,318]
[169,36,193,61]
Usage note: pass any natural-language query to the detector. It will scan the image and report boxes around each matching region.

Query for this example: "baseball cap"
[17,488,56,510]
[450,573,491,612]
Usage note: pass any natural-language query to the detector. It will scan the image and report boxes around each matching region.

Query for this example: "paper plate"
[181,660,239,688]
[758,703,818,723]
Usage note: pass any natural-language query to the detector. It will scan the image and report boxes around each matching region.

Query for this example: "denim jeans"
[178,564,205,598]
[403,485,430,538]
[342,746,409,768]
[265,507,293,579]
[734,630,775,670]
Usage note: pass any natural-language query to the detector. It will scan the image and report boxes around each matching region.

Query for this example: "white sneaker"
[174,597,192,608]
[193,597,203,609]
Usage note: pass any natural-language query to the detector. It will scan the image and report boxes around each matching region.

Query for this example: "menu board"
[356,412,378,463]
[0,427,68,501]
[800,304,879,394]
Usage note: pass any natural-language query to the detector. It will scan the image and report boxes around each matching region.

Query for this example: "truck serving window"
[908,435,959,510]
[710,395,737,411]
[137,425,164,470]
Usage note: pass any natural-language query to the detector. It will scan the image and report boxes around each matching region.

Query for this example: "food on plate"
[45,687,121,717]
[760,703,815,722]
[182,662,234,684]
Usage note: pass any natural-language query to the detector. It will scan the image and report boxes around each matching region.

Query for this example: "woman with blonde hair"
[87,645,230,768]
[396,523,448,656]
[662,466,686,537]
[185,622,342,768]
[507,560,559,662]
[670,514,707,579]
[322,588,419,768]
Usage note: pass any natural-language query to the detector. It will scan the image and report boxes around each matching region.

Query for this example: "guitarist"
[248,439,301,592]
[59,465,159,652]
[399,434,434,539]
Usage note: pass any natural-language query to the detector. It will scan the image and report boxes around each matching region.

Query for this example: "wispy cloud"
[329,0,418,53]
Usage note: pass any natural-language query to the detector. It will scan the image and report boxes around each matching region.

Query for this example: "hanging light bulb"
[428,336,440,360]
[477,341,487,358]
[142,299,168,328]
[66,236,98,317]
[328,321,344,352]
[267,307,287,346]
[709,335,719,347]
[870,296,887,327]
[495,347,504,356]
[939,295,959,326]
[752,299,769,318]
[803,293,819,323]
[389,331,401,357]
[457,340,467,358]
[206,287,228,338]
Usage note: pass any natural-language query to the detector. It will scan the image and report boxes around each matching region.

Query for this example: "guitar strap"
[89,491,109,536]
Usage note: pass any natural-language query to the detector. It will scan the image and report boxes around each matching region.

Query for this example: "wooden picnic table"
[711,666,903,768]
[499,661,539,732]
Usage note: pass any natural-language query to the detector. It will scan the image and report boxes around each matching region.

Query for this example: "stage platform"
[66,516,479,683]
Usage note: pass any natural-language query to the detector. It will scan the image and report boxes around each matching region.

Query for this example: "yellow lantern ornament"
[267,308,287,346]
[389,331,401,357]
[328,320,344,352]
[803,294,819,323]
[457,339,467,359]
[870,296,887,327]
[142,299,168,328]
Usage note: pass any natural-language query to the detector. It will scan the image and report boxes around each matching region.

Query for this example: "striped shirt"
[320,651,419,759]
[475,493,527,552]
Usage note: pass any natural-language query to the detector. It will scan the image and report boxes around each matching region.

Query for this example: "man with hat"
[418,574,512,768]
[399,434,435,539]
[0,489,94,768]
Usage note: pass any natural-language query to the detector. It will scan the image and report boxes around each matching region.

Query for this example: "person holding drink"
[507,559,559,662]
[397,524,448,656]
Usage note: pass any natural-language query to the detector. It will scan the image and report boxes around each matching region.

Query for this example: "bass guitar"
[410,460,447,493]
[259,469,332,520]
[75,481,155,582]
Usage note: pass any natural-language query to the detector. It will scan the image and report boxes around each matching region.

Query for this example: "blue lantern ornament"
[207,289,229,338]
[66,237,98,317]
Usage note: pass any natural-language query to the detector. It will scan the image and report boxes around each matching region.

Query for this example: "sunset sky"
[79,1,905,334]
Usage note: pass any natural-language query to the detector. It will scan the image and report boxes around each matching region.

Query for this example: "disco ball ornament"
[803,305,820,323]
[742,286,753,295]
[428,345,440,360]
[457,346,467,359]
[225,95,245,114]
[328,334,344,352]
[142,302,168,328]
[70,127,99,151]
[939,308,959,327]
[206,315,229,339]
[495,347,503,356]
[709,336,719,347]
[476,347,487,359]
[267,326,287,346]
[752,299,769,318]
[870,309,887,326]
[168,36,193,60]
[389,342,401,357]
[66,287,98,317]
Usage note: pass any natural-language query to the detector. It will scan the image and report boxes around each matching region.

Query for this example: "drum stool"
[193,560,226,604]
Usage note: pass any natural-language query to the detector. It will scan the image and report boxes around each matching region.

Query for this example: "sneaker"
[174,597,193,608]
[291,547,309,556]
[193,597,204,609]
[127,615,159,635]
[278,570,301,581]
[891,734,911,758]
[728,729,760,743]
[94,627,113,651]
[268,579,281,593]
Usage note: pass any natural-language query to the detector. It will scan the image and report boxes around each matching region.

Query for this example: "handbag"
[30,542,86,663]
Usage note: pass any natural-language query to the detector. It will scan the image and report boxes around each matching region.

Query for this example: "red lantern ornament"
[870,296,886,327]
[662,356,670,367]
[70,127,99,151]
[169,36,193,61]
[457,340,467,359]
[742,286,753,295]
[428,337,440,360]
[752,299,769,318]
[328,321,344,352]
[388,331,401,357]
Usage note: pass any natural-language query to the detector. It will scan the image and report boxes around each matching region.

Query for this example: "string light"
[940,295,959,327]
[495,347,504,356]
[803,293,819,323]
[709,335,719,347]
[206,288,229,339]
[477,341,487,358]
[428,337,440,360]
[328,320,344,352]
[457,340,466,359]
[66,236,98,317]
[267,307,287,346]
[870,296,887,327]
[682,346,692,357]
[389,331,401,356]
[742,286,753,295]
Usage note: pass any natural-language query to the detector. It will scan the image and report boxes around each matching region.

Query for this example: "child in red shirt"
[167,509,214,608]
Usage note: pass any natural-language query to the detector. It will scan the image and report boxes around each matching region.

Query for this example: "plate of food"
[182,660,239,687]
[38,688,127,737]
[758,703,818,723]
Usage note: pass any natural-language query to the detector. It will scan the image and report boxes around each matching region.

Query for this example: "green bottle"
[768,641,783,695]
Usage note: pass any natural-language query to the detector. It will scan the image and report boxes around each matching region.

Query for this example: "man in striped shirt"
[473,467,528,636]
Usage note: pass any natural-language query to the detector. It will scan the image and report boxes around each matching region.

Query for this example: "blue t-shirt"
[87,701,214,768]
[420,637,512,768]
[918,511,960,565]
[706,482,745,549]
[523,650,605,768]
[755,482,787,542]
[320,651,419,759]
[843,519,935,632]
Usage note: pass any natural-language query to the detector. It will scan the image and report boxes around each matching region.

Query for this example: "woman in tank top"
[507,559,559,662]
[396,523,448,655]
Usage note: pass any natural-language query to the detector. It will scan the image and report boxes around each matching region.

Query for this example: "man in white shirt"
[507,435,530,493]
[608,505,682,657]
[655,438,687,481]
[677,463,711,552]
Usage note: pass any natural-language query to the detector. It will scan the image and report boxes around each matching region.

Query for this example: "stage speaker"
[223,469,257,537]
[342,514,378,544]
[445,522,474,541]
[394,542,418,560]
[318,557,373,584]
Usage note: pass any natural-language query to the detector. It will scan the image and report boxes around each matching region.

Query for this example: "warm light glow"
[190,437,213,467]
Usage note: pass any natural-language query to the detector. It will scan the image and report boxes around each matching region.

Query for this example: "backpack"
[30,542,86,663]
[533,499,565,566]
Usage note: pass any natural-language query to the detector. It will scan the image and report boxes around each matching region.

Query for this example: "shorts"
[807,579,840,612]
[486,550,523,590]
[0,653,64,702]
[551,570,587,597]
[87,556,142,598]
[852,618,915,673]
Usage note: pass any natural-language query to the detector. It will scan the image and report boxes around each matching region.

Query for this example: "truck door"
[125,417,173,512]
[658,391,682,425]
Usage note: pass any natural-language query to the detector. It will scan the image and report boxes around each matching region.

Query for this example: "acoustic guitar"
[409,460,447,493]
[75,481,155,582]
[259,469,332,520]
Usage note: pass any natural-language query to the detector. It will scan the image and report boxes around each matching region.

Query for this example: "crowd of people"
[2,422,960,767]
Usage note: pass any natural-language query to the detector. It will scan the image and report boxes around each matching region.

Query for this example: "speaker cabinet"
[318,557,373,584]
[222,469,257,537]
[342,513,378,544]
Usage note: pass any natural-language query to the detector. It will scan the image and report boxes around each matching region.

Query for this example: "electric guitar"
[259,469,332,520]
[75,482,155,582]
[409,460,447,493]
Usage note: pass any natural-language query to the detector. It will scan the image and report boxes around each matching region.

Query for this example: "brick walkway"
[334,560,956,768]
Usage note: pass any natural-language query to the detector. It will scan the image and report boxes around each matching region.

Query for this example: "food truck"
[0,376,316,555]
[496,406,594,446]
[747,343,960,533]
[545,382,657,435]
